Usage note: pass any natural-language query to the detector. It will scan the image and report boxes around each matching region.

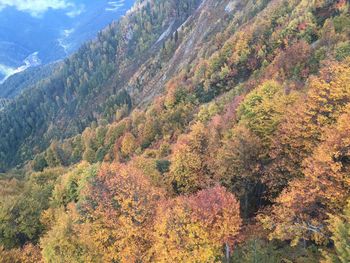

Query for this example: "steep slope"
[22,0,350,177]
[127,0,269,105]
[0,0,270,171]
[0,0,202,171]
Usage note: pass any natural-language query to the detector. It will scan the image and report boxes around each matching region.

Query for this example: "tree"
[41,206,100,263]
[265,41,312,81]
[153,186,241,262]
[129,156,164,188]
[0,167,65,248]
[46,141,64,167]
[51,162,98,208]
[322,200,350,263]
[120,132,137,158]
[190,186,242,249]
[214,81,298,216]
[152,197,214,262]
[215,125,264,218]
[260,104,350,246]
[237,80,297,148]
[82,163,164,262]
[82,148,96,164]
[267,60,350,197]
[0,245,21,263]
[32,154,48,172]
[168,122,212,194]
[82,127,97,164]
[139,114,161,149]
[19,244,42,263]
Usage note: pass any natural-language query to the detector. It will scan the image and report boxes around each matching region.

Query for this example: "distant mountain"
[0,0,135,83]
[0,63,57,98]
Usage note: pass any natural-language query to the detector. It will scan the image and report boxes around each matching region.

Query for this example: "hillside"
[0,0,350,262]
[0,0,202,170]
[0,64,57,98]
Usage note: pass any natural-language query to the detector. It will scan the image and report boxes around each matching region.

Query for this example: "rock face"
[126,0,239,106]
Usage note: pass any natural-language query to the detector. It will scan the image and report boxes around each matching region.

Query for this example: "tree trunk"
[244,191,249,218]
[225,242,230,263]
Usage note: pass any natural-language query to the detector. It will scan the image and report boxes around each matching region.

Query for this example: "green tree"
[322,200,350,263]
[168,122,212,194]
[0,168,65,248]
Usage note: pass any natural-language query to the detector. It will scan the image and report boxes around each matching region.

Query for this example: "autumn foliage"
[0,0,349,261]
[153,186,241,262]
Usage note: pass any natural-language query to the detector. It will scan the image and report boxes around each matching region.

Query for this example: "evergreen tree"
[322,200,350,263]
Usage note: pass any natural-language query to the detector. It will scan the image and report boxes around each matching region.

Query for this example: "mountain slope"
[0,0,272,171]
[0,63,57,98]
[0,0,349,261]
[0,0,202,170]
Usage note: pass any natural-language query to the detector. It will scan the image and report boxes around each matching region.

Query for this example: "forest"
[0,0,350,262]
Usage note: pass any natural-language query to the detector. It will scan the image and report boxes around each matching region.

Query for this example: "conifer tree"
[322,200,350,263]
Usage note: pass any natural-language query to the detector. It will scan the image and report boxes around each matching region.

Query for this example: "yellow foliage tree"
[120,132,137,157]
[168,122,212,194]
[41,205,101,263]
[84,163,164,262]
[152,186,242,262]
[267,59,350,196]
[260,104,350,245]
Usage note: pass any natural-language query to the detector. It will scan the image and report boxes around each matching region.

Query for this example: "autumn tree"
[260,104,350,245]
[208,81,298,216]
[267,59,350,196]
[46,141,65,167]
[265,41,312,82]
[189,186,242,251]
[19,244,42,263]
[0,246,21,263]
[120,132,138,158]
[129,156,165,188]
[215,125,264,218]
[167,122,212,194]
[51,162,99,208]
[0,167,65,248]
[138,113,161,149]
[152,197,213,262]
[81,127,97,164]
[152,186,241,262]
[41,206,100,263]
[82,163,164,262]
[237,80,297,148]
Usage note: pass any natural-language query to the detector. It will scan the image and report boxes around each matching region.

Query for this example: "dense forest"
[0,0,350,262]
[0,0,202,170]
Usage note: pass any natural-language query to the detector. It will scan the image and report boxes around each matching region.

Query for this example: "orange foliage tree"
[168,122,213,194]
[267,59,350,196]
[83,163,164,262]
[152,186,242,262]
[260,104,350,245]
